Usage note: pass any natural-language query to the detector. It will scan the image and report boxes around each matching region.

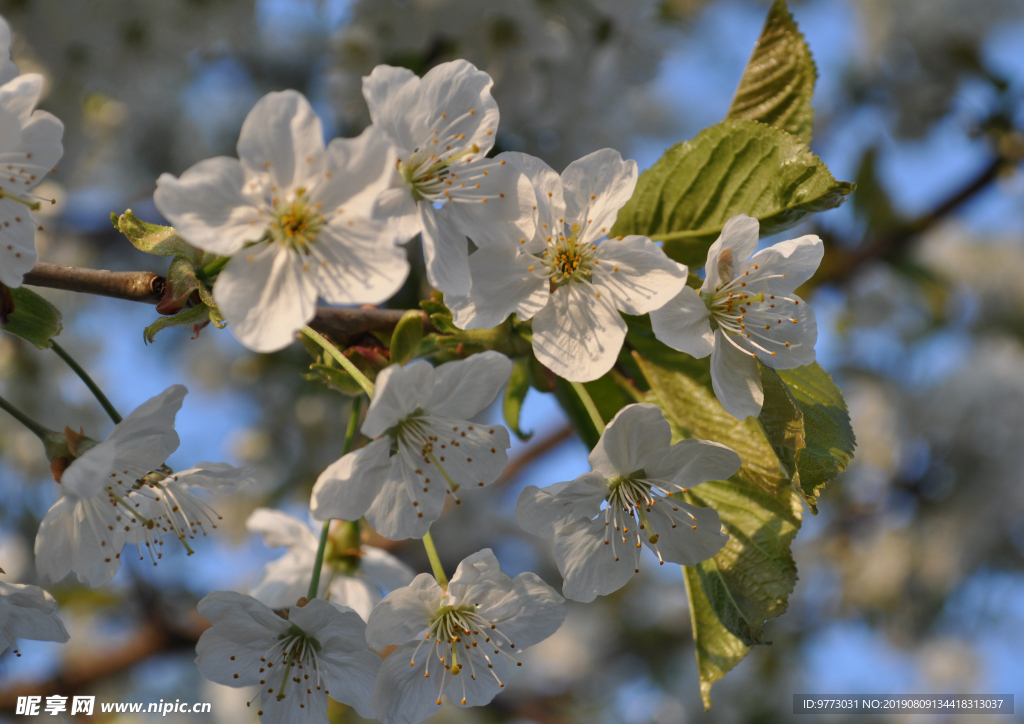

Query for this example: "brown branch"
[21,262,428,341]
[815,155,1010,284]
[23,262,165,303]
[494,423,576,487]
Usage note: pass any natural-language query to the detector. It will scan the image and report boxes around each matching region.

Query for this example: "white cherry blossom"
[363,59,534,295]
[246,509,415,620]
[195,591,379,723]
[154,90,408,353]
[0,15,20,86]
[129,462,256,559]
[0,581,70,657]
[310,351,512,540]
[516,403,740,602]
[650,214,823,420]
[367,549,565,724]
[0,73,64,288]
[34,385,186,587]
[446,149,687,382]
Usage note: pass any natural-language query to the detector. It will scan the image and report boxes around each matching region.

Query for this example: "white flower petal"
[711,328,763,420]
[359,546,417,592]
[362,363,435,438]
[532,283,626,383]
[213,242,318,353]
[172,461,255,494]
[0,199,35,287]
[446,243,547,330]
[498,151,564,246]
[236,90,325,193]
[313,218,410,305]
[419,201,471,295]
[588,403,672,477]
[515,473,607,539]
[371,183,421,241]
[649,285,715,358]
[419,417,510,489]
[289,598,368,651]
[443,159,536,246]
[371,641,447,724]
[476,572,566,650]
[746,234,823,290]
[362,65,423,152]
[643,439,741,493]
[102,384,186,484]
[365,573,443,648]
[258,686,327,724]
[153,157,265,256]
[645,500,728,565]
[0,582,69,653]
[444,548,509,610]
[310,437,393,522]
[426,351,512,418]
[326,574,381,621]
[313,124,396,215]
[248,546,314,609]
[363,454,442,540]
[592,235,687,315]
[703,214,760,292]
[560,149,637,246]
[246,508,318,552]
[554,516,639,603]
[418,59,499,157]
[318,645,381,719]
[59,439,119,500]
[0,74,43,125]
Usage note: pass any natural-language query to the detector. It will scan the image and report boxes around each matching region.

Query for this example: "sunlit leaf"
[727,0,817,143]
[1,286,62,348]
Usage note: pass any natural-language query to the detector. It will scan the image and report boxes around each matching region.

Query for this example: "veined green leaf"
[635,352,785,491]
[1,286,62,348]
[636,353,801,708]
[610,119,853,267]
[727,0,817,144]
[759,362,856,512]
[683,565,748,711]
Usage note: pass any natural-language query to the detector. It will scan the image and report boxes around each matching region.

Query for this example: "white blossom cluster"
[0,47,829,724]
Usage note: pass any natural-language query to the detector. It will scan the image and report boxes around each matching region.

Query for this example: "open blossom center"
[701,256,803,360]
[605,473,696,568]
[410,604,521,707]
[132,467,223,557]
[538,223,597,289]
[269,193,324,251]
[244,623,326,711]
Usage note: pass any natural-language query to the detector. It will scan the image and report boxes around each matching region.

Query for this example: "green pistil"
[270,194,324,252]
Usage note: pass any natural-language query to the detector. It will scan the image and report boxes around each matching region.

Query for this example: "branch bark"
[21,262,428,341]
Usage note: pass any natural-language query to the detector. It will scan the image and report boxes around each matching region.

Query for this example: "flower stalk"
[308,395,363,600]
[570,380,605,435]
[50,341,123,424]
[302,325,376,397]
[421,530,448,590]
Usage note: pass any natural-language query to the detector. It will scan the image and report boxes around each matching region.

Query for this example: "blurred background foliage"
[1,0,1023,721]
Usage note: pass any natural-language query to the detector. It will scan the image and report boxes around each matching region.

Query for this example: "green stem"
[308,395,363,601]
[0,392,54,441]
[197,255,230,281]
[50,341,123,424]
[301,325,375,398]
[421,530,448,589]
[570,380,605,436]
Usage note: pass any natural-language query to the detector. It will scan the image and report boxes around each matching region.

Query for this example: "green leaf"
[610,119,853,267]
[635,352,785,492]
[306,363,364,396]
[143,304,212,344]
[1,286,62,348]
[503,357,533,441]
[635,352,803,707]
[683,564,748,711]
[758,362,855,512]
[113,210,203,263]
[389,310,424,366]
[726,0,817,144]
